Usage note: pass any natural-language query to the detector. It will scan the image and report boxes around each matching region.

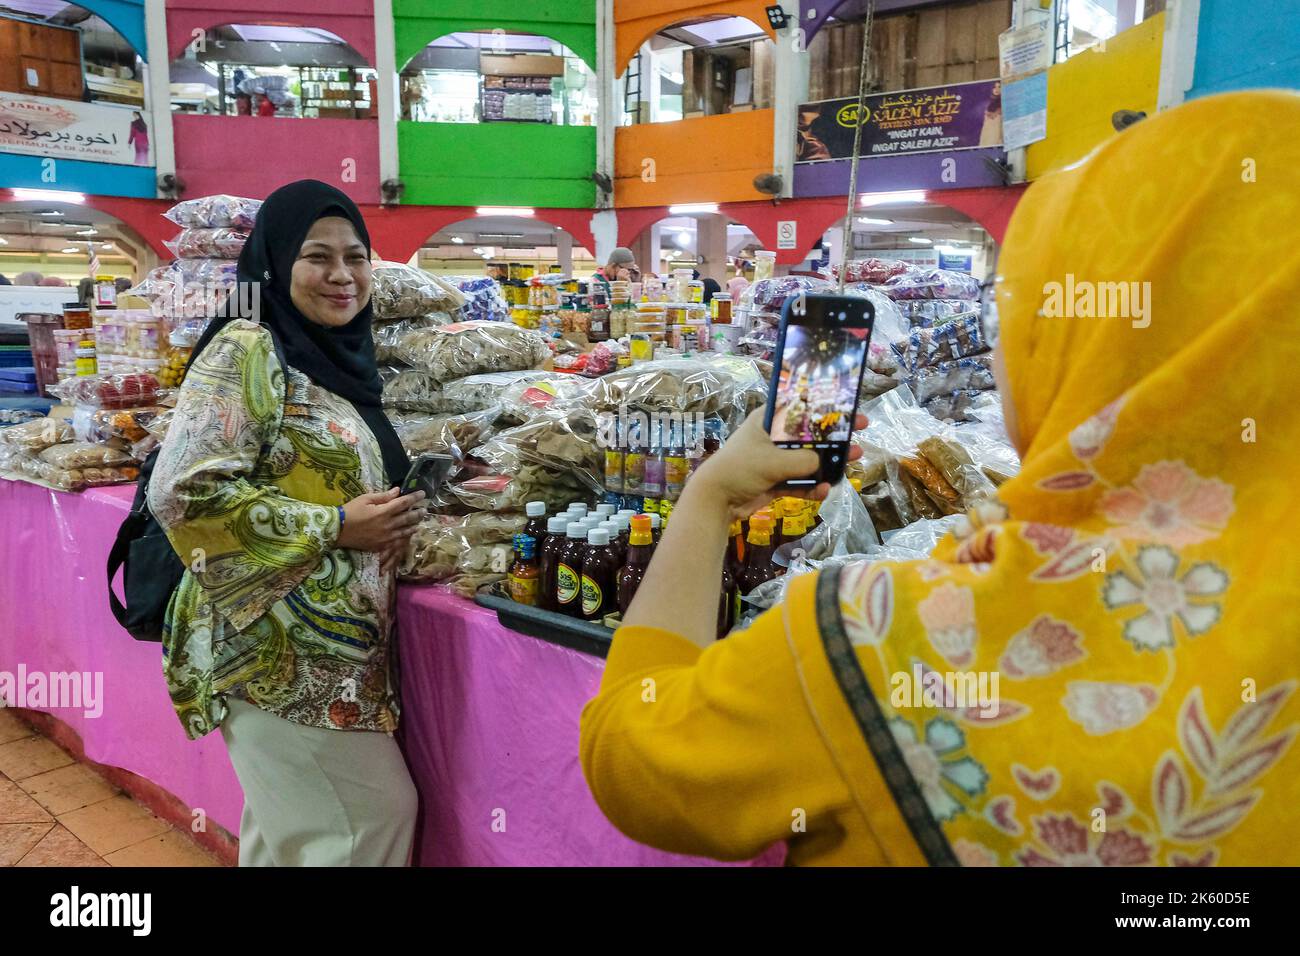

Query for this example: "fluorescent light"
[451,237,465,244]
[860,190,926,207]
[0,237,7,245]
[60,246,80,253]
[75,228,98,236]
[476,207,534,217]
[676,231,691,247]
[668,203,718,215]
[38,210,65,217]
[857,217,893,226]
[909,237,932,245]
[100,242,115,249]
[12,188,86,204]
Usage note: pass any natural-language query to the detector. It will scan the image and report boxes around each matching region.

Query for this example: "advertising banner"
[0,92,151,166]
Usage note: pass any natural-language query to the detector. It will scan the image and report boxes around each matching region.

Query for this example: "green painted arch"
[393,0,597,73]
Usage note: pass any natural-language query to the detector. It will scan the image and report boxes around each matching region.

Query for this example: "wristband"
[337,505,345,529]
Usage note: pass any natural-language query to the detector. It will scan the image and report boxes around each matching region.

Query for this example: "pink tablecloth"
[0,478,780,867]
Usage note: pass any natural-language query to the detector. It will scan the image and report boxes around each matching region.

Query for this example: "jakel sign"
[797,80,1002,161]
[0,92,151,167]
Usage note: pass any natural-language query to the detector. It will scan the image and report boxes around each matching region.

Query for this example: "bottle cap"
[647,513,661,529]
[547,515,569,534]
[514,534,536,559]
[611,514,630,531]
[849,477,863,493]
[568,502,589,514]
[629,514,653,545]
[587,528,610,546]
[595,504,616,517]
[729,519,742,536]
[617,509,637,518]
[526,501,547,517]
[566,522,587,539]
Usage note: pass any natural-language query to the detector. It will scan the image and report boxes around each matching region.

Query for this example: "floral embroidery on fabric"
[1000,615,1087,679]
[1022,522,1074,554]
[1068,396,1126,460]
[984,795,1022,835]
[1012,764,1062,801]
[1063,681,1159,735]
[1100,461,1235,546]
[917,583,977,667]
[1017,813,1156,866]
[890,718,989,822]
[838,564,893,647]
[1103,545,1228,651]
[953,839,1000,867]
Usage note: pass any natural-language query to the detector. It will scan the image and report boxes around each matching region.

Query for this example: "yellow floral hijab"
[826,91,1300,866]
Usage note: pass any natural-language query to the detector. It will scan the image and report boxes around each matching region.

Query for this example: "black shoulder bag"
[107,327,287,642]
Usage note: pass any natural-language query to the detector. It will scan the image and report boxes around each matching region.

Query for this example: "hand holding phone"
[401,453,454,500]
[763,294,875,488]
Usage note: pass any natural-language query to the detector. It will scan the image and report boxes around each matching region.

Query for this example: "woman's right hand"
[337,487,425,554]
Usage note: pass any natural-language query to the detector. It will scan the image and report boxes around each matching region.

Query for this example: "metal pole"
[838,1,875,293]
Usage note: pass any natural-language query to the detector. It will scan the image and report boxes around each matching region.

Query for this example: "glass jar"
[754,250,776,282]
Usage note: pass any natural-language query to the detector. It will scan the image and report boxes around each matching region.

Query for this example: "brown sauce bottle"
[538,515,569,611]
[616,514,655,614]
[555,521,588,617]
[581,528,619,622]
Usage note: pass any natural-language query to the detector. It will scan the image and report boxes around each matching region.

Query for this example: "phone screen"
[401,453,454,499]
[764,295,875,487]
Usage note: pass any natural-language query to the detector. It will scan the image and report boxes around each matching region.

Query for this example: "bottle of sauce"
[508,535,541,606]
[524,500,548,542]
[718,559,737,640]
[642,420,666,499]
[581,528,618,622]
[601,518,627,566]
[663,422,688,500]
[617,515,655,614]
[738,514,779,595]
[726,519,745,581]
[623,420,646,496]
[556,522,588,617]
[646,512,662,545]
[779,507,806,550]
[538,515,569,610]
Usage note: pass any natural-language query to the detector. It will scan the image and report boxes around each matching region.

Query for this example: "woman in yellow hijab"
[580,91,1300,866]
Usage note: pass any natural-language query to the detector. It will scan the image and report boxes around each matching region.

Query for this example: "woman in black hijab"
[150,180,423,866]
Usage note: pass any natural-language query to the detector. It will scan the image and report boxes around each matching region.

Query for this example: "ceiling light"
[38,210,65,217]
[101,242,115,249]
[668,203,718,215]
[12,189,86,204]
[476,207,534,217]
[60,246,79,253]
[860,190,926,207]
[0,237,8,245]
[857,217,893,226]
[909,237,932,245]
[75,228,97,236]
[451,237,465,244]
[676,231,691,247]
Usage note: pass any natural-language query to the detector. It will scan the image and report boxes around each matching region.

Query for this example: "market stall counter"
[0,477,780,867]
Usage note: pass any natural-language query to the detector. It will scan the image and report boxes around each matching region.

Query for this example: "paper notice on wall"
[999,20,1054,80]
[1002,72,1049,150]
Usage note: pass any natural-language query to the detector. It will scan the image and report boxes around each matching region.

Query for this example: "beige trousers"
[219,696,418,866]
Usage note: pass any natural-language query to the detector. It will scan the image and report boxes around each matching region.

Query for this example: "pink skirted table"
[0,478,781,867]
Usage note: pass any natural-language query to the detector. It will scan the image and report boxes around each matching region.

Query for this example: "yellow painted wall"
[1025,13,1164,180]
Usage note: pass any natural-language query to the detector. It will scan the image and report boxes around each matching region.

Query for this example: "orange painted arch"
[614,0,778,76]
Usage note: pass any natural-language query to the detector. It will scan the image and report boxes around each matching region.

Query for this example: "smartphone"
[400,453,454,500]
[763,293,876,488]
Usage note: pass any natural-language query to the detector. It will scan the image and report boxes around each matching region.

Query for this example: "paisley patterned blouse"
[149,320,399,740]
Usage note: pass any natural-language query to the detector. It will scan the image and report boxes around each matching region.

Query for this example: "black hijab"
[188,179,409,486]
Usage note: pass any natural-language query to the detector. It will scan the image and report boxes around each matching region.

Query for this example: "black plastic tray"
[475,583,615,658]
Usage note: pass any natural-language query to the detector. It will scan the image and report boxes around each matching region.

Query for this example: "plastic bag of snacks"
[444,276,510,323]
[923,388,993,424]
[370,263,464,320]
[0,418,73,452]
[399,512,527,582]
[380,366,470,414]
[17,456,139,492]
[894,300,979,329]
[443,470,592,515]
[388,406,499,458]
[373,313,456,365]
[833,257,914,285]
[742,275,836,321]
[164,195,261,230]
[908,355,997,404]
[470,408,604,491]
[164,228,250,260]
[391,321,549,383]
[445,370,566,422]
[52,373,161,410]
[39,441,136,470]
[590,358,742,420]
[891,314,988,372]
[881,268,981,302]
[89,406,169,444]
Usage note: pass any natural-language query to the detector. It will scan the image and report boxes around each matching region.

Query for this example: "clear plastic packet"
[581,341,622,377]
[856,384,946,456]
[164,195,262,230]
[899,453,964,515]
[894,300,980,328]
[126,267,236,321]
[861,478,911,534]
[444,276,510,323]
[373,313,455,364]
[16,456,139,491]
[379,366,458,414]
[168,316,212,348]
[388,406,499,458]
[443,470,591,514]
[917,435,998,505]
[922,388,991,423]
[165,257,240,287]
[879,514,966,556]
[858,367,900,401]
[842,284,909,346]
[371,262,462,320]
[398,511,528,582]
[164,228,250,260]
[143,408,174,442]
[0,417,73,452]
[589,358,744,421]
[39,441,136,470]
[908,355,997,404]
[881,268,982,301]
[446,572,508,599]
[391,320,550,383]
[470,408,604,492]
[88,406,170,444]
[51,373,161,410]
[891,314,989,373]
[461,370,591,423]
[746,275,836,315]
[833,257,914,285]
[798,478,881,561]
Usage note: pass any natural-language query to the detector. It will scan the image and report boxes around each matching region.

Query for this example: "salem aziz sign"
[0,92,145,166]
[797,80,1002,161]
